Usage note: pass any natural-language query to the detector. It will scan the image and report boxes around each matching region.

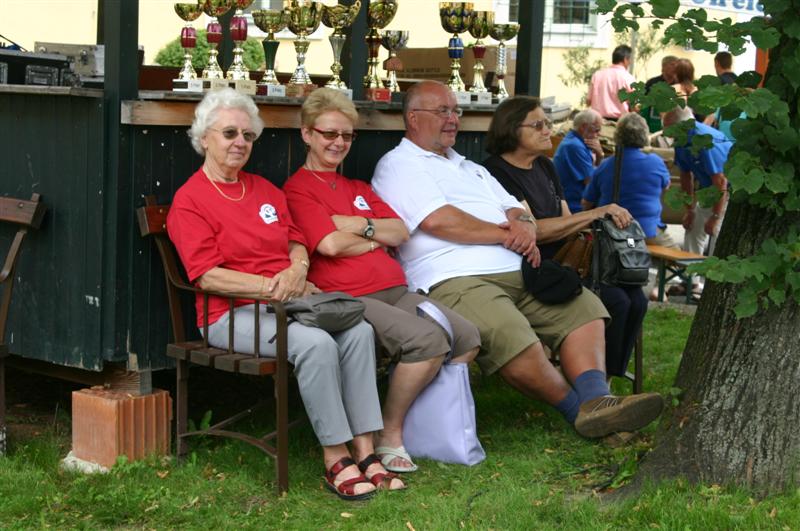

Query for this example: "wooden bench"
[137,195,294,494]
[647,244,707,304]
[1,193,46,455]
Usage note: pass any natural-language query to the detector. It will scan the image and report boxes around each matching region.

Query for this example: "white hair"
[663,106,694,126]
[188,87,264,155]
[573,108,601,129]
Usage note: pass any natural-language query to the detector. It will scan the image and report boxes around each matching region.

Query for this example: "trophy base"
[172,79,203,92]
[391,91,404,103]
[204,79,236,91]
[471,92,493,106]
[285,83,318,98]
[257,84,287,97]
[365,87,391,102]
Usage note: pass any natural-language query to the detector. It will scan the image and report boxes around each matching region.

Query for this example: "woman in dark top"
[482,96,648,381]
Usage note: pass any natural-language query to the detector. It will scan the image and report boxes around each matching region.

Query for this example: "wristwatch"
[362,217,375,239]
[516,214,538,228]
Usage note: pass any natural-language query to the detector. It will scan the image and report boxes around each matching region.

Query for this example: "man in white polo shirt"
[372,81,663,439]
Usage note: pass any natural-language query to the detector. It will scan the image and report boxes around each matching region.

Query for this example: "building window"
[553,0,591,25]
[509,0,519,22]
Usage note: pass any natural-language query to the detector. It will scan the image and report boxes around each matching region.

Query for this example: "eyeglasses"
[519,119,553,131]
[209,127,258,142]
[312,127,357,142]
[412,107,464,119]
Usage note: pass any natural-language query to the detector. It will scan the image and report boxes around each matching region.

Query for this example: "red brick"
[72,388,172,468]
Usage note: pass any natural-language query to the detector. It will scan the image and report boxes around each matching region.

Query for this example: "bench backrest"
[1,193,47,343]
[136,195,195,344]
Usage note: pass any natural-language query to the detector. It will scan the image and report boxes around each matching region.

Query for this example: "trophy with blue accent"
[439,2,474,93]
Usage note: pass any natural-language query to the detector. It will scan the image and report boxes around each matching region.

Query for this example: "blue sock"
[574,369,610,404]
[555,389,580,424]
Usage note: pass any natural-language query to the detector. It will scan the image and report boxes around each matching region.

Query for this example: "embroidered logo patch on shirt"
[259,203,278,224]
[353,195,371,211]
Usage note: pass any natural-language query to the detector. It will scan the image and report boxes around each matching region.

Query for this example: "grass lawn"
[2,307,799,529]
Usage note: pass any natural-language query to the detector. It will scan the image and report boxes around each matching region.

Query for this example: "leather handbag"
[281,292,365,332]
[400,301,486,466]
[553,231,594,279]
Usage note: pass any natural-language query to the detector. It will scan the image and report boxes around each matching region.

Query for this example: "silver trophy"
[380,30,409,92]
[321,1,361,89]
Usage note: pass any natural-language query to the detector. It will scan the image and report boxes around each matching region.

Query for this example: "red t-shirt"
[167,168,307,326]
[283,168,407,296]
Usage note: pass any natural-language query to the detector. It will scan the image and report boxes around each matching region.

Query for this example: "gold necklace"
[206,171,246,201]
[305,165,337,190]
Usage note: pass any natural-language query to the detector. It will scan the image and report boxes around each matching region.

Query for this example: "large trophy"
[364,0,398,95]
[173,3,204,90]
[253,8,289,89]
[439,2,474,93]
[321,1,361,90]
[380,30,408,93]
[285,0,324,89]
[201,0,233,80]
[468,10,493,95]
[489,22,519,102]
[226,0,256,81]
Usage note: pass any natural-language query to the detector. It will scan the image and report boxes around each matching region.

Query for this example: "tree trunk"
[637,200,800,495]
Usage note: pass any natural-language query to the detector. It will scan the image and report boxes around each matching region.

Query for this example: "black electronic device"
[0,48,78,86]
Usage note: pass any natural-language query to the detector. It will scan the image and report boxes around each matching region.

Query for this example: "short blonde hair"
[300,88,359,128]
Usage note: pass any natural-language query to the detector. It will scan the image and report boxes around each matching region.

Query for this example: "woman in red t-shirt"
[167,88,400,500]
[284,89,480,474]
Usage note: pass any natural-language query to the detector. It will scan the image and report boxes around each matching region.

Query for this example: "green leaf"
[735,71,763,89]
[663,118,694,146]
[651,0,680,18]
[695,186,723,208]
[664,188,692,211]
[734,291,758,318]
[595,0,617,12]
[768,288,787,305]
[689,133,713,156]
[764,162,794,193]
[749,27,781,50]
[741,88,779,117]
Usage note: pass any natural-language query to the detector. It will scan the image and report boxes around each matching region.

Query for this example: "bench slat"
[239,358,278,376]
[166,340,204,360]
[214,353,253,372]
[647,244,705,262]
[0,195,46,229]
[190,347,229,366]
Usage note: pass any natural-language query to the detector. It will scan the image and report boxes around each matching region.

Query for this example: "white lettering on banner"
[683,0,764,14]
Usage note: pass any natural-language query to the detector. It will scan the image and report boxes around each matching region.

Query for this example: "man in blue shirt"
[663,107,732,256]
[553,109,605,213]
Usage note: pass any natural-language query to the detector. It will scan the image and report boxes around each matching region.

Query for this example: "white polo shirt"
[372,137,524,292]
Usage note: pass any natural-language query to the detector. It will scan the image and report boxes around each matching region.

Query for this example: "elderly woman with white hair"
[553,108,605,213]
[166,88,389,502]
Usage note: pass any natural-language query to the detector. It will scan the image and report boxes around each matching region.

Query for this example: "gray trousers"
[684,204,724,256]
[206,305,383,446]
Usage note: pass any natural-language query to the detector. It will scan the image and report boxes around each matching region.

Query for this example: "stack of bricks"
[72,387,172,468]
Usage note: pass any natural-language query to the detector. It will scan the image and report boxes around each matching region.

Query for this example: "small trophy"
[439,2,474,93]
[380,30,408,93]
[226,0,256,82]
[468,10,493,98]
[364,0,398,101]
[173,3,204,91]
[489,22,519,102]
[321,1,361,90]
[201,0,233,82]
[253,8,289,93]
[285,0,324,95]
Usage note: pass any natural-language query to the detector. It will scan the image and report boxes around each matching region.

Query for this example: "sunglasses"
[312,127,357,142]
[412,106,464,119]
[209,127,258,142]
[519,119,553,131]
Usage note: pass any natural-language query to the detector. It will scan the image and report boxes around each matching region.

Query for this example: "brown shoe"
[574,393,664,438]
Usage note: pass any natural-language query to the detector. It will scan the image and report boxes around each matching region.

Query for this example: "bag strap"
[416,301,454,364]
[613,144,624,204]
[591,222,601,293]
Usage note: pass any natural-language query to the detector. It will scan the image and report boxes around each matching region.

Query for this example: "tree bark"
[637,200,800,495]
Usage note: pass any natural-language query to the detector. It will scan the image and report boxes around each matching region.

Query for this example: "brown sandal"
[358,454,406,491]
[324,457,376,501]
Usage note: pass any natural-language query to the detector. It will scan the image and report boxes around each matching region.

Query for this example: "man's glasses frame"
[209,127,258,142]
[411,106,464,119]
[312,127,357,142]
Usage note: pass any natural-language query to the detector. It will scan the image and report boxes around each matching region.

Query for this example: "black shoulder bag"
[590,146,652,290]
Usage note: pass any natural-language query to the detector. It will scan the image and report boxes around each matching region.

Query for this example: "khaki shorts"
[360,286,481,364]
[428,271,609,375]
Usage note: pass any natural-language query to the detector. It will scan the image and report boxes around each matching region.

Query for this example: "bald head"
[402,81,460,155]
[662,106,693,128]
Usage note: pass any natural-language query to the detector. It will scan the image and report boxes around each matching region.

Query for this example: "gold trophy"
[201,0,233,81]
[467,10,493,95]
[380,30,408,93]
[364,0,398,99]
[226,0,256,81]
[489,22,519,102]
[253,8,289,90]
[285,0,324,91]
[321,1,361,90]
[173,3,204,90]
[439,2,474,93]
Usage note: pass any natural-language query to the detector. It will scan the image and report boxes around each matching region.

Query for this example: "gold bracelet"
[369,241,376,252]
